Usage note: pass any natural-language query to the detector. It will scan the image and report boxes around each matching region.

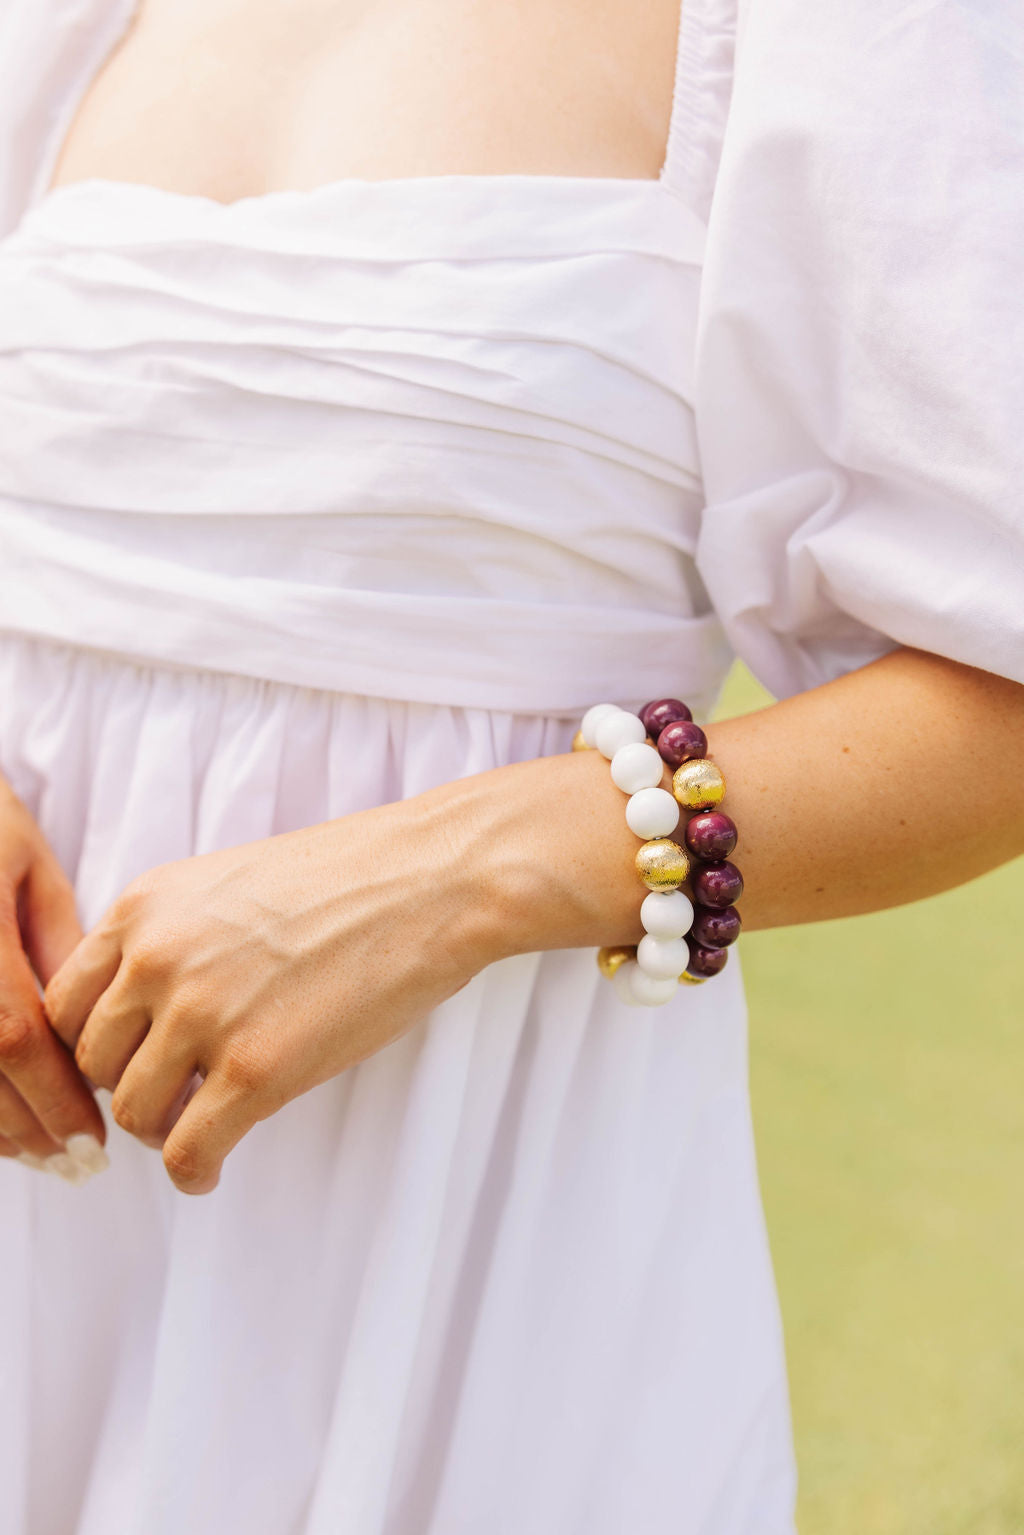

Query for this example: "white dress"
[0,3,1021,1532]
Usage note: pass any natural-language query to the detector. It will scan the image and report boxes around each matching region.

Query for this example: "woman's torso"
[0,10,797,1528]
[49,0,682,199]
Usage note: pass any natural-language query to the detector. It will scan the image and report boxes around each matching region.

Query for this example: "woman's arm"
[476,645,1024,952]
[44,645,1024,1194]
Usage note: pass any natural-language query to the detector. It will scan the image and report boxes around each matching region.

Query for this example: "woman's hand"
[0,778,108,1181]
[45,785,517,1195]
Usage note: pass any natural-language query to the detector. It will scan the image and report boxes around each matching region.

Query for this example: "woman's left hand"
[44,792,503,1194]
[41,745,687,1194]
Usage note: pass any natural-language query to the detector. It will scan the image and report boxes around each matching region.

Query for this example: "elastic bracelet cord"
[573,698,743,1008]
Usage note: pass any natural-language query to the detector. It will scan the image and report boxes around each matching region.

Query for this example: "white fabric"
[694,0,1024,696]
[0,638,794,1535]
[0,3,799,1528]
[0,173,730,712]
[1,0,1016,1530]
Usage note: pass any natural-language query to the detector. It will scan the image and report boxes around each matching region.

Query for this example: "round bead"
[610,741,664,794]
[690,903,742,947]
[628,968,679,1007]
[692,860,744,909]
[580,703,621,748]
[597,944,635,979]
[639,698,692,738]
[672,759,726,811]
[640,889,694,939]
[634,838,690,892]
[685,812,738,861]
[685,939,730,979]
[656,720,708,768]
[637,933,690,980]
[571,729,591,752]
[612,959,644,1006]
[595,710,646,759]
[625,786,679,839]
[679,971,707,986]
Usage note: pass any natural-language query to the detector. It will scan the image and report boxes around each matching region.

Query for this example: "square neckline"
[31,0,709,222]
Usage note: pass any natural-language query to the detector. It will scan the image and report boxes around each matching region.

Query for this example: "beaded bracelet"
[573,698,743,1007]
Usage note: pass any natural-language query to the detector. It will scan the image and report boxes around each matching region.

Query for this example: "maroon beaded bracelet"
[581,695,743,995]
[639,697,744,985]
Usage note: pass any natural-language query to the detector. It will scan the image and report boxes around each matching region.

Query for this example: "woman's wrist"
[413,748,685,971]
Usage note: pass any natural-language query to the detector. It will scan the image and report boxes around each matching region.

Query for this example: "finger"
[0,1014,107,1148]
[160,1058,268,1195]
[44,927,122,1050]
[18,852,84,987]
[74,977,151,1092]
[110,1033,200,1151]
[0,955,107,1147]
[0,1073,65,1158]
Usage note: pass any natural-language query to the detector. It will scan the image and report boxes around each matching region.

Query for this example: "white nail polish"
[44,1152,92,1186]
[17,1152,48,1171]
[65,1133,110,1175]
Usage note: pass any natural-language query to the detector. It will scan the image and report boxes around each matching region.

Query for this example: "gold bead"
[679,971,707,986]
[634,838,690,892]
[597,944,635,978]
[571,729,592,751]
[672,758,726,811]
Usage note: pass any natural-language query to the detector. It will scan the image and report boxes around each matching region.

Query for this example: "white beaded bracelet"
[578,702,694,1008]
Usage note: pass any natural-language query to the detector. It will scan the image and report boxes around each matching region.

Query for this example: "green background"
[714,663,1024,1535]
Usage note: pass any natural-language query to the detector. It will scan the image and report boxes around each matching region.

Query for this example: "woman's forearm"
[435,646,1024,963]
[42,646,1023,1189]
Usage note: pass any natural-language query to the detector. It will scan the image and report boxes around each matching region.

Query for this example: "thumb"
[18,852,85,987]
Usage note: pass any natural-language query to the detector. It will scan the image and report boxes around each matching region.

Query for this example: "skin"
[0,782,105,1158]
[48,0,682,196]
[4,4,1023,1189]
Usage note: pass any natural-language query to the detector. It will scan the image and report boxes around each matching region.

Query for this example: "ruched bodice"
[0,175,731,712]
[0,7,735,716]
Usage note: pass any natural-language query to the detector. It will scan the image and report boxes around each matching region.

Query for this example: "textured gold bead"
[634,838,690,892]
[672,758,726,811]
[679,971,707,986]
[571,729,592,751]
[597,944,635,979]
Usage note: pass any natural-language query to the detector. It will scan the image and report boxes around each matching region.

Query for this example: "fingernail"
[43,1152,93,1186]
[16,1152,48,1171]
[65,1133,110,1176]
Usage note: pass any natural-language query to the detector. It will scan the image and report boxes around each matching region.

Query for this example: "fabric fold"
[0,168,725,711]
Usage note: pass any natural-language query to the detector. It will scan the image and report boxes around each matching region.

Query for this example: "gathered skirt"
[0,632,796,1535]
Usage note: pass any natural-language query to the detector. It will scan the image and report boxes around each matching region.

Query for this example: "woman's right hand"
[0,778,108,1183]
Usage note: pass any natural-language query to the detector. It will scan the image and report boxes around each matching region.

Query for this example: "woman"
[0,1,1020,1530]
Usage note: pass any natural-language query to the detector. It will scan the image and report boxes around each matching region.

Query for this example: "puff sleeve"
[694,0,1024,699]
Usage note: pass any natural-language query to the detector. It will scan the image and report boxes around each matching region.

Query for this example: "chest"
[49,0,682,203]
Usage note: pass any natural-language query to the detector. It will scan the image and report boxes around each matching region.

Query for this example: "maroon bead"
[685,938,730,979]
[656,720,707,768]
[690,904,742,948]
[638,697,692,738]
[692,860,744,909]
[685,812,738,862]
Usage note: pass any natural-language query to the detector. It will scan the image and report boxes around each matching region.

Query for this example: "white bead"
[628,968,679,1007]
[595,710,646,759]
[640,889,694,939]
[625,786,679,839]
[610,742,664,795]
[580,703,621,748]
[637,933,690,980]
[612,959,644,1007]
